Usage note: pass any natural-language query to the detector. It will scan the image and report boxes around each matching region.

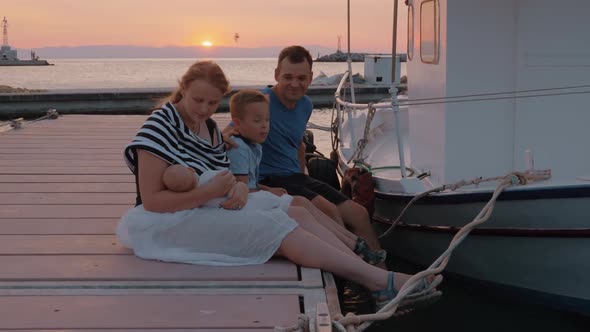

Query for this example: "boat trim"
[375,184,590,204]
[374,217,590,238]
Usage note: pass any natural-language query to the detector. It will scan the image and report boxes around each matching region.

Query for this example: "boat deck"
[0,114,338,331]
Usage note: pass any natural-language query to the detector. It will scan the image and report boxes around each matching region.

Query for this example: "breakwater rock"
[0,85,46,94]
[315,50,365,62]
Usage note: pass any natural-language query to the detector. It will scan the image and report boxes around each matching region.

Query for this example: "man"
[226,45,384,257]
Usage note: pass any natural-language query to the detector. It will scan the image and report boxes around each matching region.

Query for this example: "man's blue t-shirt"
[259,87,313,178]
[226,135,262,190]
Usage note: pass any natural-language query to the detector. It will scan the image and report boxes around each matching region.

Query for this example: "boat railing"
[334,55,409,177]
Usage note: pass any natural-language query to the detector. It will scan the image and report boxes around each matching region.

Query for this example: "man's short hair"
[277,45,313,70]
[229,89,269,119]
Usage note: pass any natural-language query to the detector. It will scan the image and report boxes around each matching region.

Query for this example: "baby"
[162,164,199,193]
[162,164,282,210]
[162,165,229,208]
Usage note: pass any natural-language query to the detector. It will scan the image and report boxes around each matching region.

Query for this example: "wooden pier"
[0,114,339,331]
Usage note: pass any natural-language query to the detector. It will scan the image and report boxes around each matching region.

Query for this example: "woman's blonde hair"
[158,60,231,108]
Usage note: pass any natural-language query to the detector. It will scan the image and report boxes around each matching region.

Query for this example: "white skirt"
[117,195,298,266]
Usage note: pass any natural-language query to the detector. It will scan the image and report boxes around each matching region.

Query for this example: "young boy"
[227,89,386,266]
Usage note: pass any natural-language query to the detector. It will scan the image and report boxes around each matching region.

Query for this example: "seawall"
[0,85,391,119]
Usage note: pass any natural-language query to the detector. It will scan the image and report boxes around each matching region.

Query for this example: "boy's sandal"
[354,238,387,266]
[371,271,443,312]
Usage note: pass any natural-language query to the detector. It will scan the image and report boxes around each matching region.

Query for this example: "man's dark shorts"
[260,173,349,206]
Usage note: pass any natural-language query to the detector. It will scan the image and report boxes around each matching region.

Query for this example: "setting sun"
[201,40,213,47]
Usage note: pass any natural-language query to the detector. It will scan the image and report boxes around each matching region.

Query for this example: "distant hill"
[16,45,341,59]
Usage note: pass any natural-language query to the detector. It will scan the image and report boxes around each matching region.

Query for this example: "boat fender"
[341,167,375,217]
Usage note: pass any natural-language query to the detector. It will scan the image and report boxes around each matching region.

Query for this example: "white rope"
[274,314,310,332]
[28,109,59,124]
[0,109,59,132]
[332,170,551,332]
[347,104,376,164]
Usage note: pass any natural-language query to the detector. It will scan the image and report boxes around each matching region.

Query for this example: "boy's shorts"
[260,173,349,206]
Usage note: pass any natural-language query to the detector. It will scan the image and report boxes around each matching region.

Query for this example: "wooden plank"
[0,183,135,193]
[4,129,137,134]
[0,175,134,183]
[0,205,131,218]
[0,328,274,332]
[0,148,121,154]
[0,256,298,281]
[10,122,140,126]
[0,160,126,167]
[0,193,135,205]
[0,143,129,148]
[29,120,145,125]
[25,124,144,128]
[0,154,124,160]
[0,135,134,140]
[0,295,299,329]
[27,124,144,128]
[2,132,134,138]
[0,235,130,255]
[315,302,332,332]
[0,329,274,332]
[0,138,130,144]
[29,120,146,126]
[0,219,118,235]
[0,166,130,175]
[0,166,131,175]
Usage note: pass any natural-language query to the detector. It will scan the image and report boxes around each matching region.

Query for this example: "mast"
[2,17,8,46]
[346,0,356,103]
[390,0,408,178]
[391,1,398,85]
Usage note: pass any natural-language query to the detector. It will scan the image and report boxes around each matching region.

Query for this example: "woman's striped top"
[124,102,229,176]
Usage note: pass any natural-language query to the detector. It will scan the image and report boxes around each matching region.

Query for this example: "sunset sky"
[2,0,407,53]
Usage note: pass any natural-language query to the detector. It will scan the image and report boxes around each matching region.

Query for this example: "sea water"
[0,58,377,90]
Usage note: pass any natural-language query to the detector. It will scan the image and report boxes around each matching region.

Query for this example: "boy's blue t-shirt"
[259,87,313,178]
[226,135,262,190]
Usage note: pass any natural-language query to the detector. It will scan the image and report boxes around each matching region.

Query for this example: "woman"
[116,60,440,311]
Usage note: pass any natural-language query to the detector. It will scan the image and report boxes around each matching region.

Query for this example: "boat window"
[407,4,414,61]
[420,0,439,64]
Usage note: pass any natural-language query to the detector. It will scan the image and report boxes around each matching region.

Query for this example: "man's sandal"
[354,237,387,266]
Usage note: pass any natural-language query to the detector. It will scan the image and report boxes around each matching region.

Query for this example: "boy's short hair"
[229,89,269,119]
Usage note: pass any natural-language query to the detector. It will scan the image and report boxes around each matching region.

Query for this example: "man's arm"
[221,123,239,149]
[298,141,306,173]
